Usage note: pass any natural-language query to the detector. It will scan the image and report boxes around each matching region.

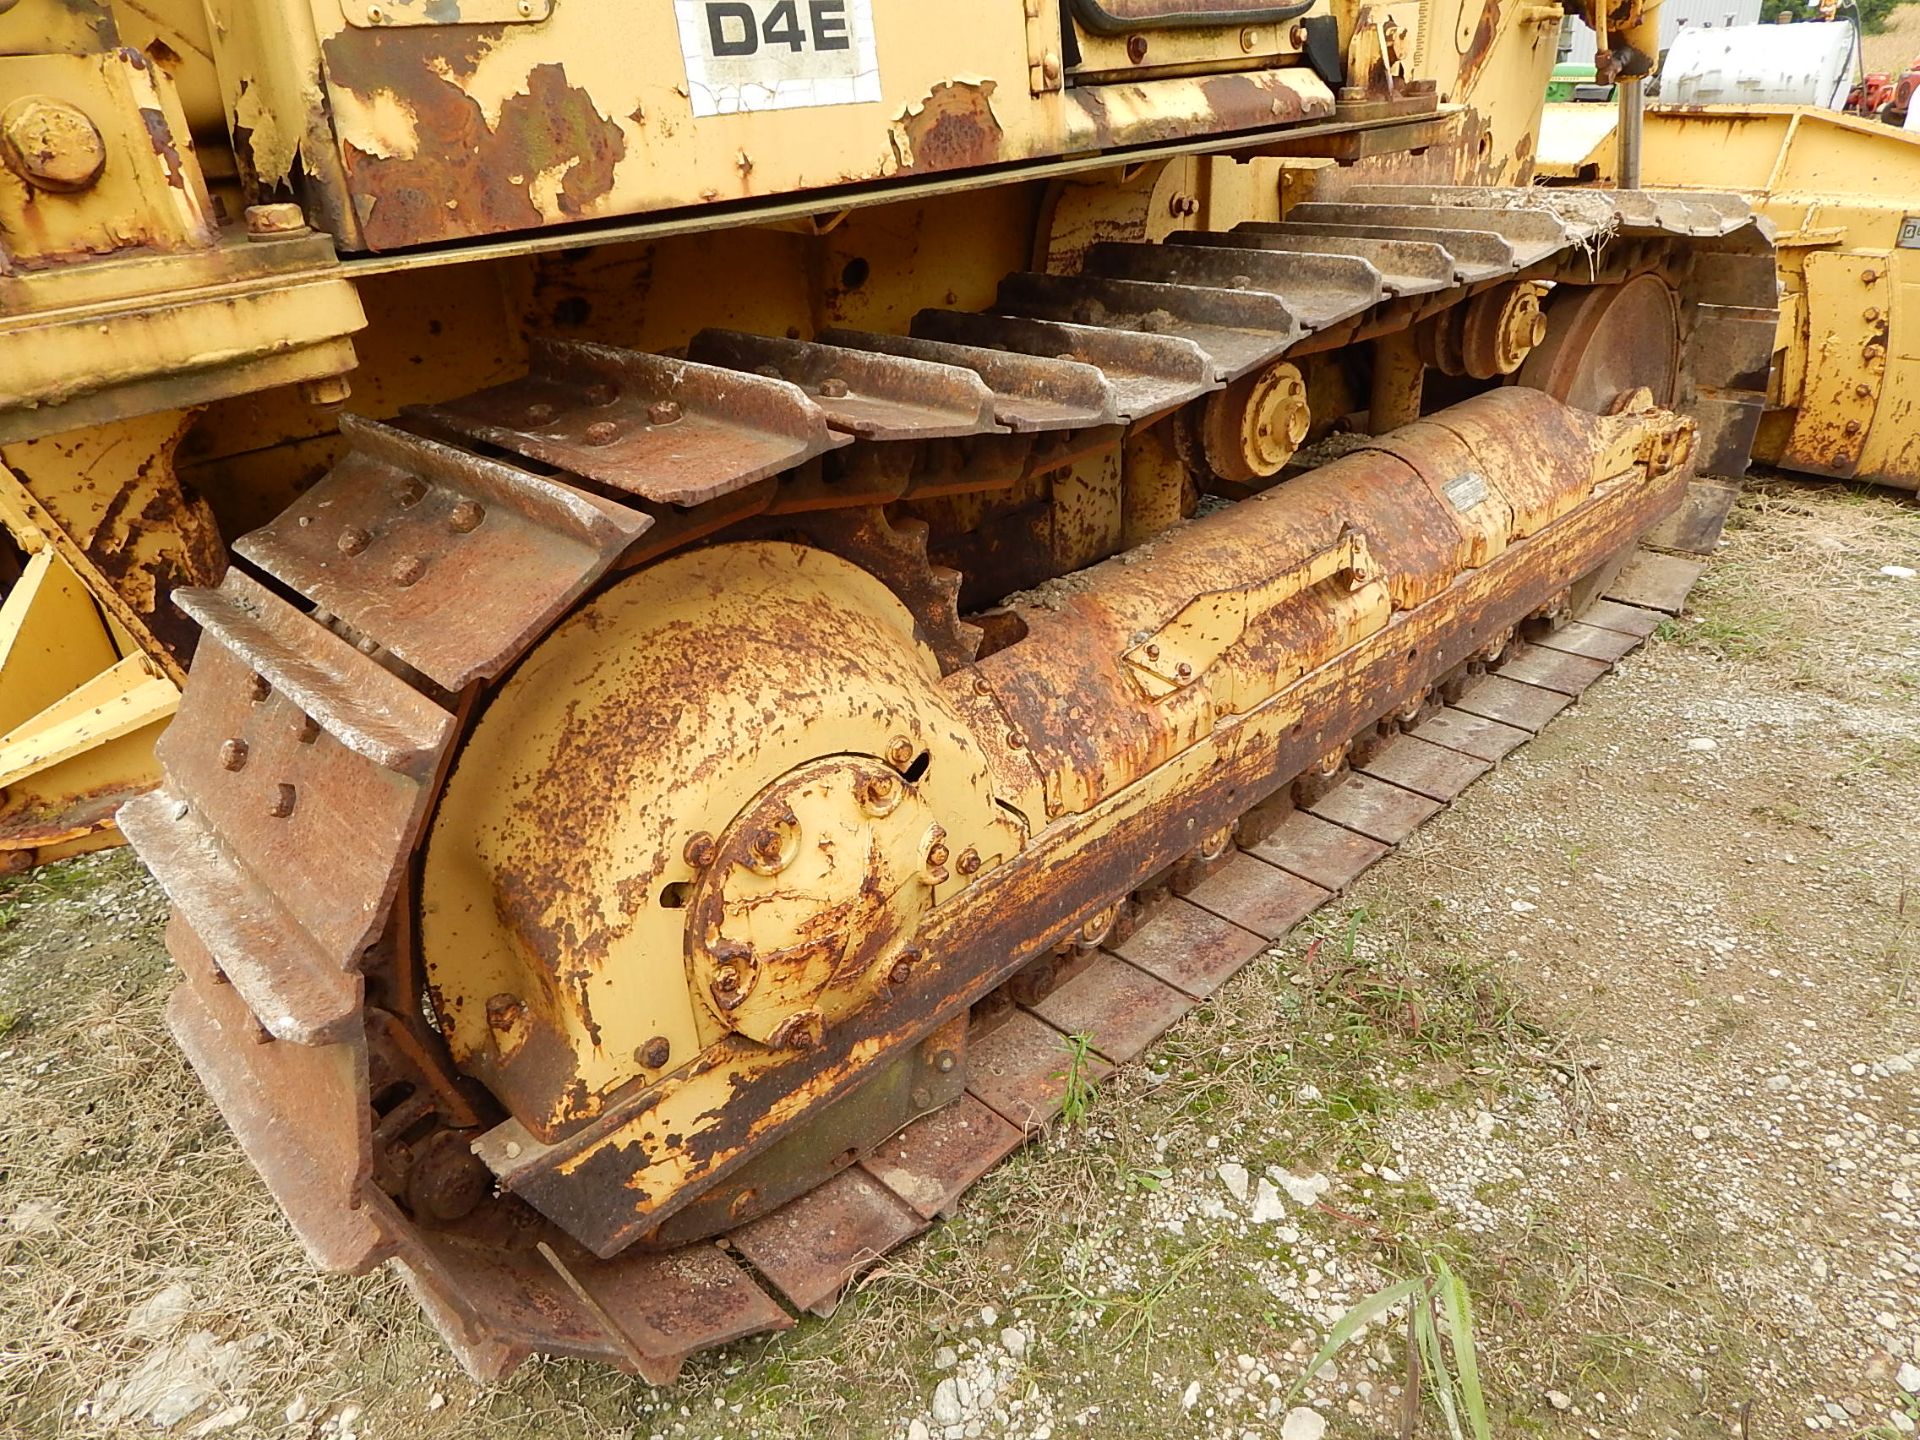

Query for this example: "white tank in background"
[1659,21,1858,109]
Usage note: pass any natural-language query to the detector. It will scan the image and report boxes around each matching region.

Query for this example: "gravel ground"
[0,477,1915,1440]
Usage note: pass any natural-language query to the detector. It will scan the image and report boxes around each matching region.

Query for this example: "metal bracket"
[344,0,553,29]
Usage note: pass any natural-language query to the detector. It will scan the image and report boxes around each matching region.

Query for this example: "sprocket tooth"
[736,505,982,672]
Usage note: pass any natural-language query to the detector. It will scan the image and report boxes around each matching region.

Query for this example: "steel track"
[118,187,1771,1381]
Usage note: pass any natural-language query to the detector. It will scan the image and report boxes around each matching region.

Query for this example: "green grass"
[1055,1031,1100,1127]
[1290,1256,1490,1440]
[1655,608,1789,662]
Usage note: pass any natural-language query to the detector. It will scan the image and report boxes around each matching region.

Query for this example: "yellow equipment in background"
[1541,102,1920,491]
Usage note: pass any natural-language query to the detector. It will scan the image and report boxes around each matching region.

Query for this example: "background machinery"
[2,0,1775,1379]
[1540,16,1920,493]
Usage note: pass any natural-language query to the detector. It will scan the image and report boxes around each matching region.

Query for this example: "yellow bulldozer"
[2,0,1777,1380]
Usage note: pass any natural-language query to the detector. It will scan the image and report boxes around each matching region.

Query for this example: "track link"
[121,188,1770,1381]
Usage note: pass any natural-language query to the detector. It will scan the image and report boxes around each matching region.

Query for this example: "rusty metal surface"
[422,340,847,505]
[858,1092,1024,1220]
[1029,952,1192,1064]
[1079,242,1385,331]
[1109,897,1267,1001]
[686,330,1001,442]
[120,568,453,1043]
[1577,597,1665,640]
[1604,550,1707,614]
[1408,705,1533,763]
[1492,643,1612,696]
[1452,673,1574,733]
[1177,228,1456,296]
[730,1168,927,1316]
[235,417,650,691]
[1182,851,1331,940]
[993,270,1301,383]
[912,308,1215,421]
[1354,733,1492,803]
[1304,771,1443,845]
[397,1227,792,1384]
[1532,619,1642,664]
[161,916,386,1271]
[645,1024,966,1250]
[128,188,1767,1380]
[1255,219,1516,281]
[1245,809,1391,892]
[815,328,1120,434]
[1284,200,1578,267]
[1517,274,1682,415]
[966,1007,1114,1131]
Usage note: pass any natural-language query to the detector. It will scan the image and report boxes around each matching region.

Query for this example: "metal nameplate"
[1442,470,1490,511]
[676,0,881,116]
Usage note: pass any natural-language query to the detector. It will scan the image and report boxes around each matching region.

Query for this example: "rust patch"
[894,80,1003,174]
[1509,124,1534,186]
[1456,0,1502,100]
[322,30,625,251]
[139,106,187,189]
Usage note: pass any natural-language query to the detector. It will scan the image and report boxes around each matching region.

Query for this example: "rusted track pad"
[651,578,1703,1372]
[151,545,1701,1384]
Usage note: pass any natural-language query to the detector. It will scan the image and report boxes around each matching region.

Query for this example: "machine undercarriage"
[111,184,1775,1379]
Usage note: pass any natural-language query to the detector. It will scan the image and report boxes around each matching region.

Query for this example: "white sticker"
[675,0,881,117]
[1442,470,1490,511]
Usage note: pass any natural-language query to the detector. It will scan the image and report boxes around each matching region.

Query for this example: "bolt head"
[637,1035,672,1069]
[300,376,352,409]
[524,402,557,425]
[584,419,620,445]
[337,526,372,557]
[268,783,297,819]
[886,736,916,770]
[244,202,308,237]
[957,848,981,876]
[219,738,249,772]
[647,399,683,426]
[447,499,485,533]
[771,1011,824,1051]
[390,554,426,587]
[683,831,718,868]
[859,773,901,815]
[2,97,105,192]
[818,377,850,399]
[1126,32,1148,62]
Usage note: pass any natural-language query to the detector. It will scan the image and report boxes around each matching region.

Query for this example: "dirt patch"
[0,478,1916,1439]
